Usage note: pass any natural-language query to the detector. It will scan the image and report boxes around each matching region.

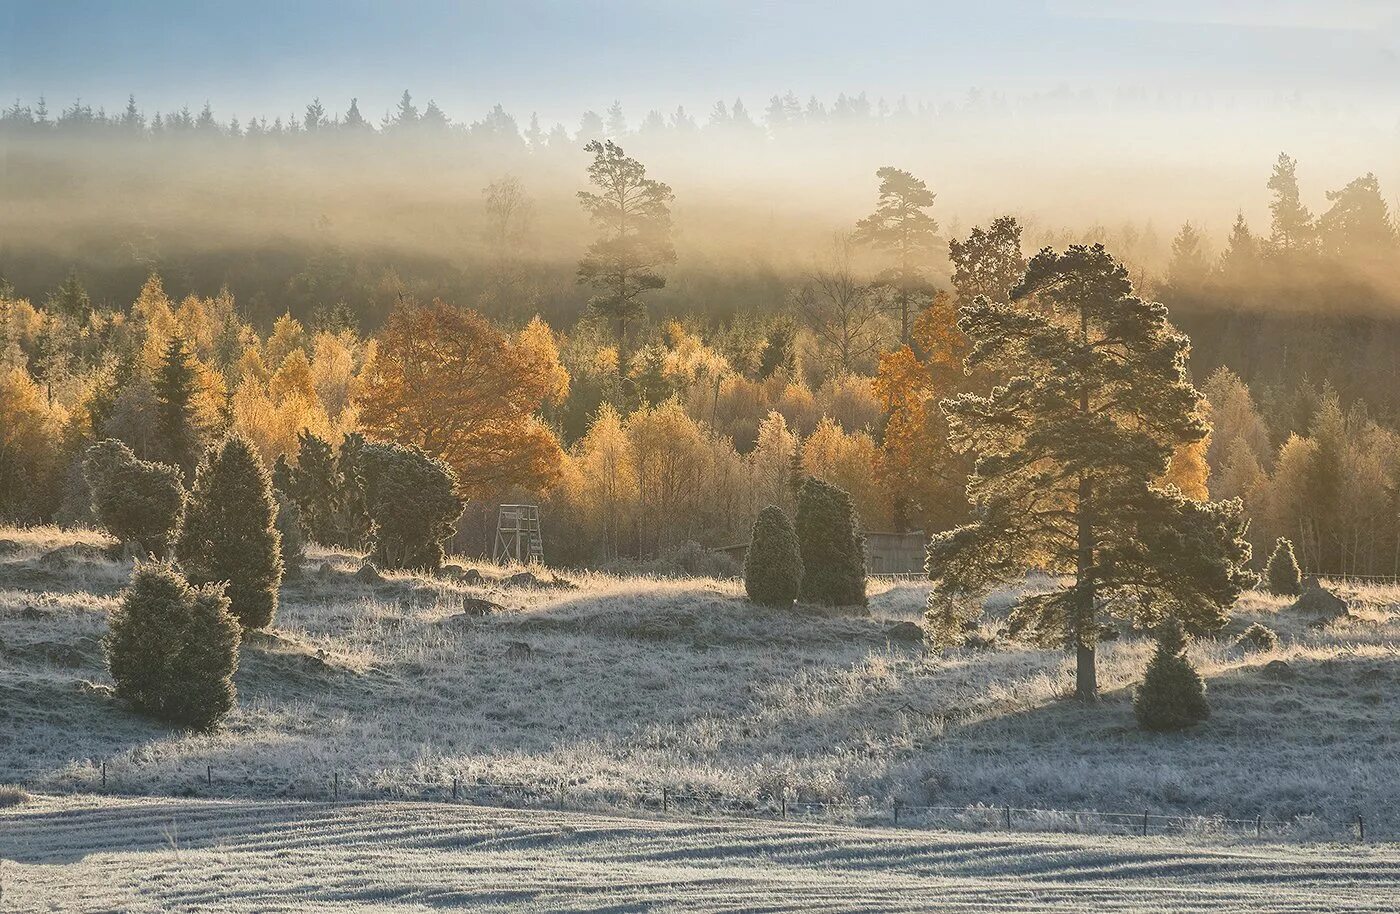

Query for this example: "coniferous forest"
[4,93,1400,576]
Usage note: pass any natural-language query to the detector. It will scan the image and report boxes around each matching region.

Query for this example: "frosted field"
[2,524,1399,842]
[3,793,1399,913]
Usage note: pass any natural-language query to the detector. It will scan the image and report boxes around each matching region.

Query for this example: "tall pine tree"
[854,166,939,344]
[576,140,675,369]
[926,245,1252,699]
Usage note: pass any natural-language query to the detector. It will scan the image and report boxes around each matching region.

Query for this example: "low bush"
[106,562,241,731]
[0,784,29,807]
[83,439,185,558]
[1134,619,1210,732]
[1235,622,1279,652]
[360,442,464,571]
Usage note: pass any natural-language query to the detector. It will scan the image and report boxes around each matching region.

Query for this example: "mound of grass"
[0,784,29,807]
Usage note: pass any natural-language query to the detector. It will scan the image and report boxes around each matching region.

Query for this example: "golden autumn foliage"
[358,299,569,498]
[873,292,975,531]
[801,417,889,530]
[0,367,68,521]
[1159,433,1212,501]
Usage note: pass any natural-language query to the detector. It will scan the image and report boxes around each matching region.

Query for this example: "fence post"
[1005,805,1012,830]
[1141,810,1149,837]
[893,799,900,826]
[662,787,669,813]
[1256,815,1262,839]
[780,786,787,820]
[452,777,459,800]
[556,781,564,811]
[333,772,339,801]
[1358,815,1365,842]
[100,761,106,789]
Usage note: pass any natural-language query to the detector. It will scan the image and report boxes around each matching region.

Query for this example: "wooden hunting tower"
[493,504,544,565]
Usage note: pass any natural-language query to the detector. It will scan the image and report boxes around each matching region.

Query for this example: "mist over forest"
[6,78,1400,573]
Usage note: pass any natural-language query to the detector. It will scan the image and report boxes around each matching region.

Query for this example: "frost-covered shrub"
[1235,622,1279,652]
[176,435,283,629]
[1134,619,1209,732]
[360,442,464,571]
[744,505,803,607]
[106,562,240,731]
[1266,537,1302,597]
[796,477,866,607]
[83,438,185,558]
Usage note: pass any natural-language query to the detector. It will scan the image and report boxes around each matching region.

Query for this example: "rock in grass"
[884,621,925,643]
[441,564,485,585]
[504,640,535,660]
[1293,577,1347,619]
[459,596,504,618]
[355,563,384,584]
[505,571,542,588]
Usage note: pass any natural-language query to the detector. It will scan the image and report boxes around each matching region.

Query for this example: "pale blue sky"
[2,1,1397,125]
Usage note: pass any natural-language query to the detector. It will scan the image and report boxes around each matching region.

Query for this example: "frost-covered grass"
[2,526,1398,839]
[3,794,1398,913]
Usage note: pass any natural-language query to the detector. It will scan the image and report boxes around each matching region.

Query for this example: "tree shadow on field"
[889,649,1400,835]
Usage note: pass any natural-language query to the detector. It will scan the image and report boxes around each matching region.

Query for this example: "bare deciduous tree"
[791,233,889,375]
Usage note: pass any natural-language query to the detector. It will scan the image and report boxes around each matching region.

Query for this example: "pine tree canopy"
[926,245,1252,698]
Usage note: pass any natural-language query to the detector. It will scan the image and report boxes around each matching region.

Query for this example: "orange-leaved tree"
[873,291,975,533]
[358,299,569,498]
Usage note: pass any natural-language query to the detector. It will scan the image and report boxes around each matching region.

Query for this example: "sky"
[3,0,1399,127]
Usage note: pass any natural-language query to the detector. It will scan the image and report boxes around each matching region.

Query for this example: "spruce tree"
[744,505,803,607]
[1134,619,1210,732]
[153,334,201,477]
[83,439,186,558]
[107,562,241,731]
[796,477,867,607]
[360,442,464,571]
[927,245,1252,698]
[176,435,283,629]
[1266,537,1302,597]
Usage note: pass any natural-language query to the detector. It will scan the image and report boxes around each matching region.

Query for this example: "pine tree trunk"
[1075,640,1097,700]
[1074,472,1098,701]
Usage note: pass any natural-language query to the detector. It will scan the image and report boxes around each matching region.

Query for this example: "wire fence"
[0,761,1380,844]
